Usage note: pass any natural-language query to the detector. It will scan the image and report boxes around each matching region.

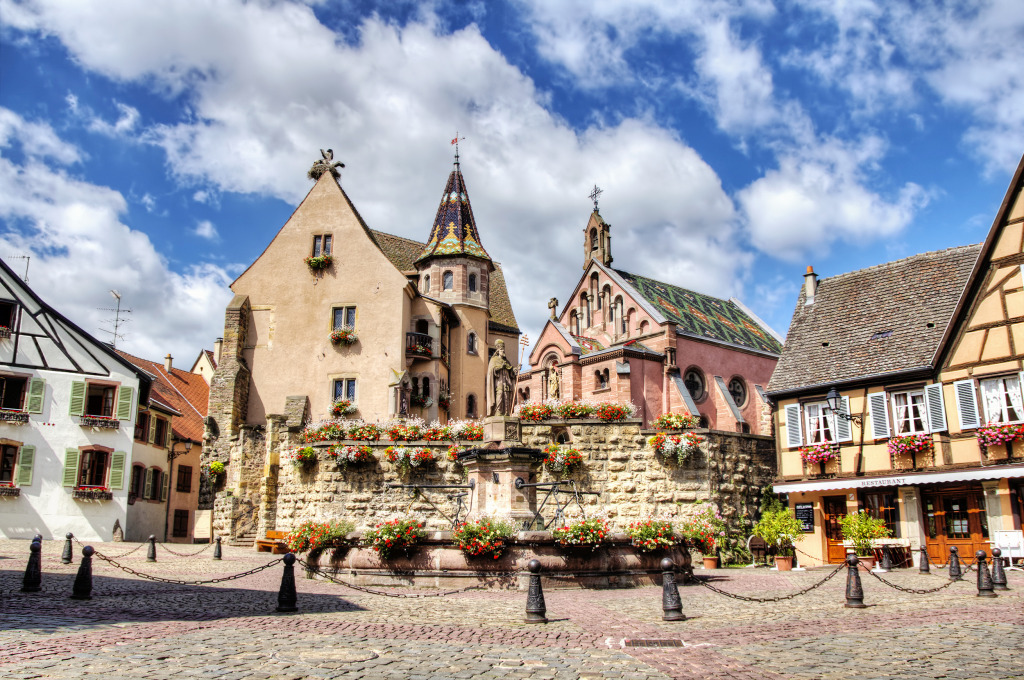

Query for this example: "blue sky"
[0,0,1021,365]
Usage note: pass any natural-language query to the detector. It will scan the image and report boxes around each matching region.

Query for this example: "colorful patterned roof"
[571,335,606,355]
[614,270,784,355]
[416,164,491,263]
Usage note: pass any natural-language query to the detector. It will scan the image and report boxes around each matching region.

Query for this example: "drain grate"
[624,639,684,648]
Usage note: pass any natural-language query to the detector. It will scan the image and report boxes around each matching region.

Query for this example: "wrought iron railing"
[80,415,120,429]
[406,332,434,358]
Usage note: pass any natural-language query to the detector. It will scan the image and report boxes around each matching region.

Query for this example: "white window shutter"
[835,396,853,442]
[924,383,947,433]
[785,403,803,448]
[954,380,980,430]
[868,393,890,440]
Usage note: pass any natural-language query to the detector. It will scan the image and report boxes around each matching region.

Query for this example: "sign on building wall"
[795,503,815,532]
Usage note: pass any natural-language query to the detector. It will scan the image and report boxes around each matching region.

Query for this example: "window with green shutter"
[109,451,126,490]
[63,449,80,487]
[15,445,34,486]
[26,378,45,414]
[68,381,86,416]
[116,386,134,421]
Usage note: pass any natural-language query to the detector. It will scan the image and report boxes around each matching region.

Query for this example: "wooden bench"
[255,530,289,554]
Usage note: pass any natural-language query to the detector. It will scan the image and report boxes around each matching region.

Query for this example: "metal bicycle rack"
[385,480,476,530]
[514,478,600,530]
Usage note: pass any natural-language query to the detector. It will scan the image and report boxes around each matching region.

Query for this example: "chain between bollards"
[21,540,42,592]
[146,535,157,562]
[990,548,1009,591]
[61,533,74,565]
[276,552,298,612]
[844,554,866,608]
[71,546,94,600]
[524,559,547,624]
[661,557,685,621]
[213,536,222,561]
[975,550,996,598]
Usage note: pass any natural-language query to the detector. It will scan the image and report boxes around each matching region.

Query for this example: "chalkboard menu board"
[795,503,815,532]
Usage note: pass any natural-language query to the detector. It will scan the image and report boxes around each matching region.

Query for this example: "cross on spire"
[589,184,603,211]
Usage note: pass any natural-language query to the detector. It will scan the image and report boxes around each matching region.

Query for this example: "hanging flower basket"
[364,518,426,560]
[625,519,680,552]
[330,326,357,345]
[542,443,584,473]
[289,446,318,467]
[552,517,609,548]
[328,444,375,468]
[799,442,839,464]
[304,254,333,272]
[331,400,356,417]
[977,422,1024,449]
[648,432,703,464]
[453,517,517,559]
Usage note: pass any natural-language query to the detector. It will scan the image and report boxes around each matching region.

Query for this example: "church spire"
[583,186,612,270]
[416,146,491,265]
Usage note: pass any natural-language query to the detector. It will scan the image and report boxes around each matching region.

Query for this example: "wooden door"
[822,495,849,564]
[923,487,990,564]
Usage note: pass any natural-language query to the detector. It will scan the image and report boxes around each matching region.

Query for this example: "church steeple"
[416,154,491,265]
[583,211,612,270]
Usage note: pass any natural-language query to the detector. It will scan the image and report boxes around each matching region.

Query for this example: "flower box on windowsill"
[304,254,333,272]
[0,410,28,424]
[0,326,11,339]
[73,488,113,501]
[0,485,21,497]
[80,415,120,430]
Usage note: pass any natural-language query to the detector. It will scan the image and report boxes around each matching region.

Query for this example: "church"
[518,199,782,433]
[205,149,519,442]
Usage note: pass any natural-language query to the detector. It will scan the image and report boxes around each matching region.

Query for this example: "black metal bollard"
[213,536,222,561]
[990,548,1009,591]
[21,541,42,592]
[918,545,930,574]
[661,557,685,621]
[524,559,547,624]
[276,553,298,613]
[844,554,866,608]
[146,535,157,562]
[948,546,962,580]
[975,550,996,598]
[33,534,43,543]
[71,546,94,600]
[61,533,74,565]
[878,547,892,573]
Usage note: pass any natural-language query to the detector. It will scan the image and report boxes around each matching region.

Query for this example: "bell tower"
[583,185,611,270]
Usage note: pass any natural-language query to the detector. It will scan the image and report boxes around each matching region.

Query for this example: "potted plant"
[838,511,891,570]
[208,460,226,477]
[453,516,517,559]
[679,504,727,568]
[752,503,803,571]
[363,518,426,559]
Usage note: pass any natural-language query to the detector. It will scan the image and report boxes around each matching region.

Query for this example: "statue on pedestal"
[486,339,517,417]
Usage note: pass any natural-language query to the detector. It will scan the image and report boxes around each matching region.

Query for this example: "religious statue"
[486,339,517,417]
[308,148,345,181]
[548,297,559,320]
[547,364,560,400]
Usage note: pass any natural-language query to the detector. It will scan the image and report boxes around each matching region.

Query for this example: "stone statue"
[547,364,560,400]
[308,148,345,181]
[486,339,517,417]
[548,297,558,320]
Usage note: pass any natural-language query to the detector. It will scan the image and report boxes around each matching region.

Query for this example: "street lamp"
[826,386,861,424]
[164,439,194,542]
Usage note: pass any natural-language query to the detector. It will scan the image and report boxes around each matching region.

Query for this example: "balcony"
[72,487,113,501]
[406,332,434,359]
[0,485,20,498]
[80,415,120,430]
[0,410,28,424]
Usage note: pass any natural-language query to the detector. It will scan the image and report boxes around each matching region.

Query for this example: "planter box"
[72,488,113,501]
[80,415,120,430]
[0,410,28,424]
[0,486,21,497]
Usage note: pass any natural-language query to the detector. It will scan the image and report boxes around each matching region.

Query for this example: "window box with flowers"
[80,415,120,430]
[593,402,637,421]
[331,399,357,417]
[0,410,28,424]
[799,441,839,476]
[364,518,426,559]
[888,433,934,470]
[72,487,113,501]
[648,432,703,465]
[977,422,1024,451]
[542,443,584,474]
[304,254,333,272]
[330,325,357,346]
[0,326,11,339]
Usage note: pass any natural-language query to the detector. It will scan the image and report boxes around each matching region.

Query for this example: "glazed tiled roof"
[614,270,784,355]
[486,265,518,331]
[767,244,982,395]
[572,335,606,355]
[415,164,491,263]
[116,350,210,443]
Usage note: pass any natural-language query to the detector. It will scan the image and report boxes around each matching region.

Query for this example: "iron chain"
[74,536,147,560]
[93,552,283,585]
[298,559,516,598]
[865,569,965,594]
[693,563,845,603]
[157,541,213,558]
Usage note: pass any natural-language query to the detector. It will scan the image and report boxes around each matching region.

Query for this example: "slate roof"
[416,164,491,263]
[767,244,982,395]
[614,270,784,355]
[116,350,210,443]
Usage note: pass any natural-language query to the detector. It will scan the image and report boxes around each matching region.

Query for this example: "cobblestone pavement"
[1,539,1021,679]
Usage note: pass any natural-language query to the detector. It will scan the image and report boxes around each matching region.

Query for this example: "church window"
[466,394,477,418]
[467,332,477,355]
[469,273,477,292]
[333,378,357,403]
[332,306,356,330]
[683,368,706,402]
[728,377,747,407]
[423,275,430,293]
[312,234,333,257]
[595,369,609,390]
[443,271,454,291]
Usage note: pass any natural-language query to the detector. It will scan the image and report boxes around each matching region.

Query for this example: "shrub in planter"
[752,503,803,557]
[453,516,517,559]
[625,518,679,552]
[286,520,355,553]
[552,517,609,547]
[364,518,426,559]
[385,446,435,475]
[542,443,584,473]
[838,510,891,557]
[679,504,727,554]
[652,412,700,430]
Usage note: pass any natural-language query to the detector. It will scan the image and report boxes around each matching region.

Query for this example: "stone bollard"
[61,533,74,565]
[276,553,298,613]
[948,546,962,580]
[661,558,685,621]
[71,546,94,600]
[975,551,997,598]
[213,536,222,561]
[21,541,42,592]
[524,559,547,624]
[844,554,866,608]
[146,535,157,562]
[918,545,930,574]
[990,548,1009,591]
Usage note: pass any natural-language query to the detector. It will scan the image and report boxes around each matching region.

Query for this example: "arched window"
[411,377,420,396]
[423,275,430,293]
[590,228,598,251]
[683,367,707,402]
[469,273,477,292]
[466,394,477,418]
[442,271,454,291]
[467,332,477,354]
[623,307,634,336]
[639,320,650,335]
[596,369,609,390]
[421,376,430,398]
[583,294,591,328]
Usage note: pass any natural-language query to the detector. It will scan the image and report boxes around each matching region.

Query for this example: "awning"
[773,464,1024,493]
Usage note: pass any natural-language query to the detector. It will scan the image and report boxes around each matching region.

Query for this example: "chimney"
[164,353,173,373]
[803,265,818,306]
[214,337,223,364]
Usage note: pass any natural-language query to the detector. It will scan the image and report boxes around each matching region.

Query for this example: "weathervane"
[589,184,603,211]
[451,132,465,165]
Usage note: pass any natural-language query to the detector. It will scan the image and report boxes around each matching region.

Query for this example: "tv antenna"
[2,255,30,282]
[98,290,132,348]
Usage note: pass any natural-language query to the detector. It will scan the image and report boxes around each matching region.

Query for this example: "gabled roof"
[612,269,784,355]
[116,350,210,443]
[370,230,428,272]
[767,244,982,395]
[415,163,491,263]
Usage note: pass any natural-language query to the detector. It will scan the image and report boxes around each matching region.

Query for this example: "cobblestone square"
[2,539,1021,680]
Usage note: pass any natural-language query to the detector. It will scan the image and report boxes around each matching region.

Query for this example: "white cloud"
[194,219,218,240]
[87,101,140,137]
[0,107,80,163]
[140,193,157,212]
[0,108,232,362]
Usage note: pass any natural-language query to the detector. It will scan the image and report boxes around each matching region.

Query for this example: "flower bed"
[385,446,435,475]
[625,518,679,552]
[453,517,516,559]
[514,399,638,422]
[330,325,357,345]
[542,443,584,473]
[647,432,703,464]
[328,444,375,467]
[977,422,1024,449]
[652,412,700,430]
[552,517,609,547]
[364,518,426,559]
[304,254,332,271]
[331,400,356,417]
[799,441,839,464]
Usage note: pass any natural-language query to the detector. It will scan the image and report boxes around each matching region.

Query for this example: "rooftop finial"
[589,184,603,211]
[451,132,465,167]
